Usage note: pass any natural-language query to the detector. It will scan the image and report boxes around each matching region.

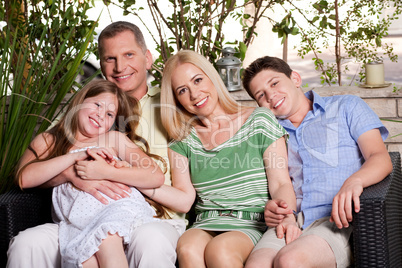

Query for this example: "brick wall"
[229,85,402,157]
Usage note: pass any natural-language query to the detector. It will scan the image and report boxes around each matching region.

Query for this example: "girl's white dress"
[52,147,158,268]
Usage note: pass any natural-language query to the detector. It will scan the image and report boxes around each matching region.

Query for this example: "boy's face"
[248,69,302,119]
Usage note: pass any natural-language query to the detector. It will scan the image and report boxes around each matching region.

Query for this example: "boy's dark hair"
[242,56,293,99]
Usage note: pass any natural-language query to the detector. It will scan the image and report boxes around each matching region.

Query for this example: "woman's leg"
[95,233,128,268]
[204,231,254,268]
[176,229,214,268]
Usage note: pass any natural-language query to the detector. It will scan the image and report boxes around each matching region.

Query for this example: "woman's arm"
[139,149,196,213]
[18,133,87,188]
[264,136,301,243]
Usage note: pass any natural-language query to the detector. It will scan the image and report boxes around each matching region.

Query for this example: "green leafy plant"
[102,0,276,85]
[0,2,97,194]
[278,0,401,86]
[102,0,400,87]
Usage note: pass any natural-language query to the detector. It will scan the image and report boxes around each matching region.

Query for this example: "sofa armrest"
[352,151,402,267]
[0,187,52,266]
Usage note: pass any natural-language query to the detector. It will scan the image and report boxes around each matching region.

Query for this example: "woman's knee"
[204,233,253,267]
[177,233,203,258]
[177,229,212,264]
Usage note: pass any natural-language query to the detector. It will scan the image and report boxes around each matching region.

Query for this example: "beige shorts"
[253,213,353,268]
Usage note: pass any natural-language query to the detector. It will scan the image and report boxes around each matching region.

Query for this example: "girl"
[141,50,301,268]
[17,80,167,268]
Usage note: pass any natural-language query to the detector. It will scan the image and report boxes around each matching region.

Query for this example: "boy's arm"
[331,128,392,229]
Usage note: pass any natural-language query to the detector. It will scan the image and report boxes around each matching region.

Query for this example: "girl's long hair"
[17,79,169,218]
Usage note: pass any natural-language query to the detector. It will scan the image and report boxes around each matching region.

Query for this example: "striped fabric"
[169,107,287,244]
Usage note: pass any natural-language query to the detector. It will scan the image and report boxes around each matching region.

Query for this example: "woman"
[142,50,300,267]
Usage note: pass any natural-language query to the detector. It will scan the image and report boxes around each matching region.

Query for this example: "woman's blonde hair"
[17,79,169,218]
[161,50,242,140]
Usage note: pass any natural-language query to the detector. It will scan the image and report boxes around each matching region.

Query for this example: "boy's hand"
[330,178,363,229]
[264,199,294,227]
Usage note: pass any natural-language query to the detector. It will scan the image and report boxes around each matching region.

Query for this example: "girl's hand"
[87,147,115,164]
[75,149,114,180]
[70,150,90,162]
[114,160,132,168]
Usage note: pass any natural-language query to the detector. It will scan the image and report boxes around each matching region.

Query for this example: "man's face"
[100,30,152,97]
[248,69,302,119]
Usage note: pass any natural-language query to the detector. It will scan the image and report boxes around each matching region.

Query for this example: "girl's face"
[171,63,220,119]
[76,92,119,139]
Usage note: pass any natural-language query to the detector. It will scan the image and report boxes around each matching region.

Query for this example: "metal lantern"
[216,47,242,92]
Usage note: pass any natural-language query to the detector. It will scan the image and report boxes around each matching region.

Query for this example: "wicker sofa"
[0,152,401,267]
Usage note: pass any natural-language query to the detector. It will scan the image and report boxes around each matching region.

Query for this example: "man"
[242,56,392,267]
[7,21,184,268]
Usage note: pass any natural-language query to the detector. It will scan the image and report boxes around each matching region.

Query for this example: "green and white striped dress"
[169,107,287,244]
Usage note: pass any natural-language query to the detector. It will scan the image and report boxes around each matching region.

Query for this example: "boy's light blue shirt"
[279,90,388,228]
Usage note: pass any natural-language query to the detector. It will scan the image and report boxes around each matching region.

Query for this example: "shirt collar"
[279,90,326,130]
[146,86,160,97]
[139,86,160,103]
[305,90,326,114]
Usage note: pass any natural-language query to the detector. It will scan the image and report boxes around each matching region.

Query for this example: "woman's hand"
[275,215,302,244]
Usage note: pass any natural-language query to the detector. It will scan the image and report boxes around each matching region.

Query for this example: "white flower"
[0,21,7,31]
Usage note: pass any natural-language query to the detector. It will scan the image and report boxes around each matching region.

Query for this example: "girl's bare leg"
[95,233,128,268]
[205,231,254,268]
[82,255,99,268]
[177,229,214,268]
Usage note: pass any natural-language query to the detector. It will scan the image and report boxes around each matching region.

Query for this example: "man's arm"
[330,128,392,228]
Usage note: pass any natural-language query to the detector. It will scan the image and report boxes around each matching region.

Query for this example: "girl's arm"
[75,132,165,188]
[18,133,87,188]
[139,149,196,213]
[264,136,301,243]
